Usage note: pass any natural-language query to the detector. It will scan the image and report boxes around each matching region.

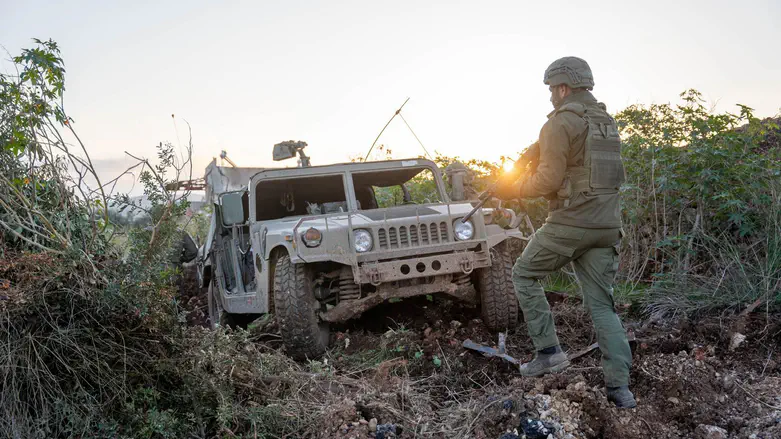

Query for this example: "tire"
[207,281,221,330]
[273,254,329,360]
[477,241,520,331]
[207,279,241,329]
[207,264,250,329]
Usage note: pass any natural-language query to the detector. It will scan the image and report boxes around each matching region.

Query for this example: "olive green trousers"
[512,223,631,387]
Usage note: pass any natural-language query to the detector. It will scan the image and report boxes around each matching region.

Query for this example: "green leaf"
[432,356,442,367]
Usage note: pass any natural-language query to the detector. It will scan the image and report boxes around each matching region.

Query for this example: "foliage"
[0,38,110,257]
[616,90,780,315]
[0,39,199,438]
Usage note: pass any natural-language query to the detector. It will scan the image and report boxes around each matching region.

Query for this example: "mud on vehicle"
[198,143,533,360]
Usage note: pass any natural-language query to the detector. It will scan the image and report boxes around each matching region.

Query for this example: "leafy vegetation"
[615,91,781,317]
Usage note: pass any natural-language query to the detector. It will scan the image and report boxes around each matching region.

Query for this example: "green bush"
[615,90,780,316]
[0,39,332,439]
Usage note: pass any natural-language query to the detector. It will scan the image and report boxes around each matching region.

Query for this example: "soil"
[178,261,210,327]
[179,265,781,438]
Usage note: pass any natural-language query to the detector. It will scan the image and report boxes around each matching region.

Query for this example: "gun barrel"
[462,198,488,223]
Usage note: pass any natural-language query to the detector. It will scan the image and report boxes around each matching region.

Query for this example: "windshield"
[254,174,347,220]
[351,167,444,210]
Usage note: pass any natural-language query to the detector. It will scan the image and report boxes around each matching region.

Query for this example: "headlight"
[301,227,322,248]
[353,229,373,253]
[454,219,474,240]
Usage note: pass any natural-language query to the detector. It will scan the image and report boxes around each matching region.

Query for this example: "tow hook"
[459,258,474,274]
[369,268,382,286]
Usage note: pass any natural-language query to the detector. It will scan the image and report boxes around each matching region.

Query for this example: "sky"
[2,0,780,195]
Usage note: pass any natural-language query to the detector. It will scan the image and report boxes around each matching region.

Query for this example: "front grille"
[376,221,450,250]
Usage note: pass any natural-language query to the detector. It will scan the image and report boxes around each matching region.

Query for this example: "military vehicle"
[198,141,533,360]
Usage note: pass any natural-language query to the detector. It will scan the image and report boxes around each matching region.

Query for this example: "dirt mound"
[180,277,781,438]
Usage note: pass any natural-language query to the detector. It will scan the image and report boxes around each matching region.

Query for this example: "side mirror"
[221,192,246,226]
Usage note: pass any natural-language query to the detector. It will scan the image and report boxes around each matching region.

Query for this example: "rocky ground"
[180,268,781,438]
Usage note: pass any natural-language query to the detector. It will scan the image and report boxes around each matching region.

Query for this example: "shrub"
[616,90,781,316]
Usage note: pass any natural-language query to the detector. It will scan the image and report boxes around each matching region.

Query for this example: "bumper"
[354,249,490,284]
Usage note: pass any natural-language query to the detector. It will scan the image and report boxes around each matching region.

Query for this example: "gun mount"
[273,140,311,167]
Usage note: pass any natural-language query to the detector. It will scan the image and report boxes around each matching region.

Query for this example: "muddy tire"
[207,281,221,330]
[273,254,329,360]
[207,280,243,329]
[477,241,519,331]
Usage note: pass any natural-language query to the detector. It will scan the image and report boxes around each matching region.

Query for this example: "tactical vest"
[554,101,625,204]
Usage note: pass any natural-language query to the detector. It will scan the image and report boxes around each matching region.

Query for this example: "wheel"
[477,241,519,331]
[273,254,329,360]
[207,280,237,329]
[207,281,221,329]
[207,274,245,329]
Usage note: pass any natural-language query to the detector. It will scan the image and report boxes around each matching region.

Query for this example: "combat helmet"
[544,57,594,90]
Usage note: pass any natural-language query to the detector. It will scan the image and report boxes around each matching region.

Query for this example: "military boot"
[519,346,570,377]
[606,386,637,408]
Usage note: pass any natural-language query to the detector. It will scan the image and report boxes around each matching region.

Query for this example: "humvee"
[198,142,532,360]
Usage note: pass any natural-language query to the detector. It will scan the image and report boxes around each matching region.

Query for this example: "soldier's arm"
[516,141,540,169]
[519,116,571,198]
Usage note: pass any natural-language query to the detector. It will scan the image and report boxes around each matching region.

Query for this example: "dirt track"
[181,269,781,438]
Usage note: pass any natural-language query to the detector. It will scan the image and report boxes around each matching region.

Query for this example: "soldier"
[495,57,636,408]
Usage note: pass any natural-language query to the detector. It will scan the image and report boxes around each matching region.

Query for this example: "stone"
[729,333,746,351]
[695,424,728,439]
[369,418,377,432]
[722,375,736,392]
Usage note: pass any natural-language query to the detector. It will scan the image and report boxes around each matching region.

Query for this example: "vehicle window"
[254,174,346,220]
[351,167,443,209]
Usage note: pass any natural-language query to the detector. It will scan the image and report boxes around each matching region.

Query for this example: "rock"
[375,423,398,439]
[695,424,728,439]
[520,417,556,439]
[722,375,735,392]
[368,418,377,432]
[729,332,746,351]
[667,397,680,405]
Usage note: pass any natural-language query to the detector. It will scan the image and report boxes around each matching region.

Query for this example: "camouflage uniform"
[502,57,632,388]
